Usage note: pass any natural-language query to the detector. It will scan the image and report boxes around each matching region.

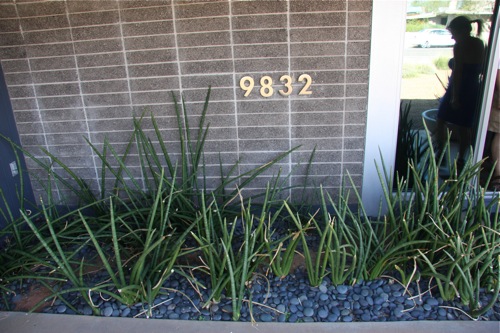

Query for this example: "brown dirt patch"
[10,257,104,313]
[401,70,449,101]
[12,283,54,312]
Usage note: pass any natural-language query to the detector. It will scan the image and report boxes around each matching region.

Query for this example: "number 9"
[240,76,254,97]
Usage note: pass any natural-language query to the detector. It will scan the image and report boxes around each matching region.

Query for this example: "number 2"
[298,74,312,95]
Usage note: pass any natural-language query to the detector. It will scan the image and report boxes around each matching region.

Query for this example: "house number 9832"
[239,74,312,97]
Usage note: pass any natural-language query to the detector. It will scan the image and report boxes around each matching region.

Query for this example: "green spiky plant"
[379,127,500,317]
[0,88,499,320]
[0,89,299,315]
[394,102,426,188]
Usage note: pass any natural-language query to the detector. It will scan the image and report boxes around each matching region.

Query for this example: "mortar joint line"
[286,0,293,200]
[171,0,191,179]
[341,1,349,181]
[13,0,60,201]
[228,0,241,177]
[63,0,102,194]
[117,0,145,191]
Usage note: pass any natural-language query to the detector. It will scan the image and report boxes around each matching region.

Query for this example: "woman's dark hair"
[447,15,483,37]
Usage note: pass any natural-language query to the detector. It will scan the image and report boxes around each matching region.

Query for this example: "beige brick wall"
[0,0,372,203]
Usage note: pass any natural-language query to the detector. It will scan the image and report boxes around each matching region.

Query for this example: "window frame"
[362,0,499,215]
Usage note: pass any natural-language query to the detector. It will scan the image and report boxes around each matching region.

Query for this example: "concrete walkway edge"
[0,312,499,333]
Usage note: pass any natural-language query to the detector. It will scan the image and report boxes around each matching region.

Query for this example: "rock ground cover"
[3,267,500,322]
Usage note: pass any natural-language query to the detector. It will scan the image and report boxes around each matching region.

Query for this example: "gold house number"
[239,74,312,97]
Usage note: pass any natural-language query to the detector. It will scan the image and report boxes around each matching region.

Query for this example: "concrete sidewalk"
[0,312,498,333]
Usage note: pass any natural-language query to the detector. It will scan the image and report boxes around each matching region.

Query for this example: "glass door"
[396,0,499,188]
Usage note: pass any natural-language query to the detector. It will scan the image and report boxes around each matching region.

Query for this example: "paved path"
[0,312,498,333]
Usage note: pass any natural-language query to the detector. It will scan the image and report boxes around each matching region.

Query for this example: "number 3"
[279,75,293,96]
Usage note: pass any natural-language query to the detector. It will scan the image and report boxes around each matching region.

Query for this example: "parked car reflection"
[410,29,455,48]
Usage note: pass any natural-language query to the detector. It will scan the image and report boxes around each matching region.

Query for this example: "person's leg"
[491,132,500,189]
[457,126,472,162]
[493,133,500,174]
[435,118,447,157]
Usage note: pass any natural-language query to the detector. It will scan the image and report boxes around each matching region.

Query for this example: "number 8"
[260,76,274,98]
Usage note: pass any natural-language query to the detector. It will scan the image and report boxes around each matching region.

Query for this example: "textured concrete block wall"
[0,0,372,203]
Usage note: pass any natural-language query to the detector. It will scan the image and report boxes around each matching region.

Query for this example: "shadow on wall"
[0,65,35,232]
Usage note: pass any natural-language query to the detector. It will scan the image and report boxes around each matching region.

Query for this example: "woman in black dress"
[436,16,485,166]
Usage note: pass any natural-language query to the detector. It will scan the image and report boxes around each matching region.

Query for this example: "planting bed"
[2,252,499,323]
[1,95,499,324]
